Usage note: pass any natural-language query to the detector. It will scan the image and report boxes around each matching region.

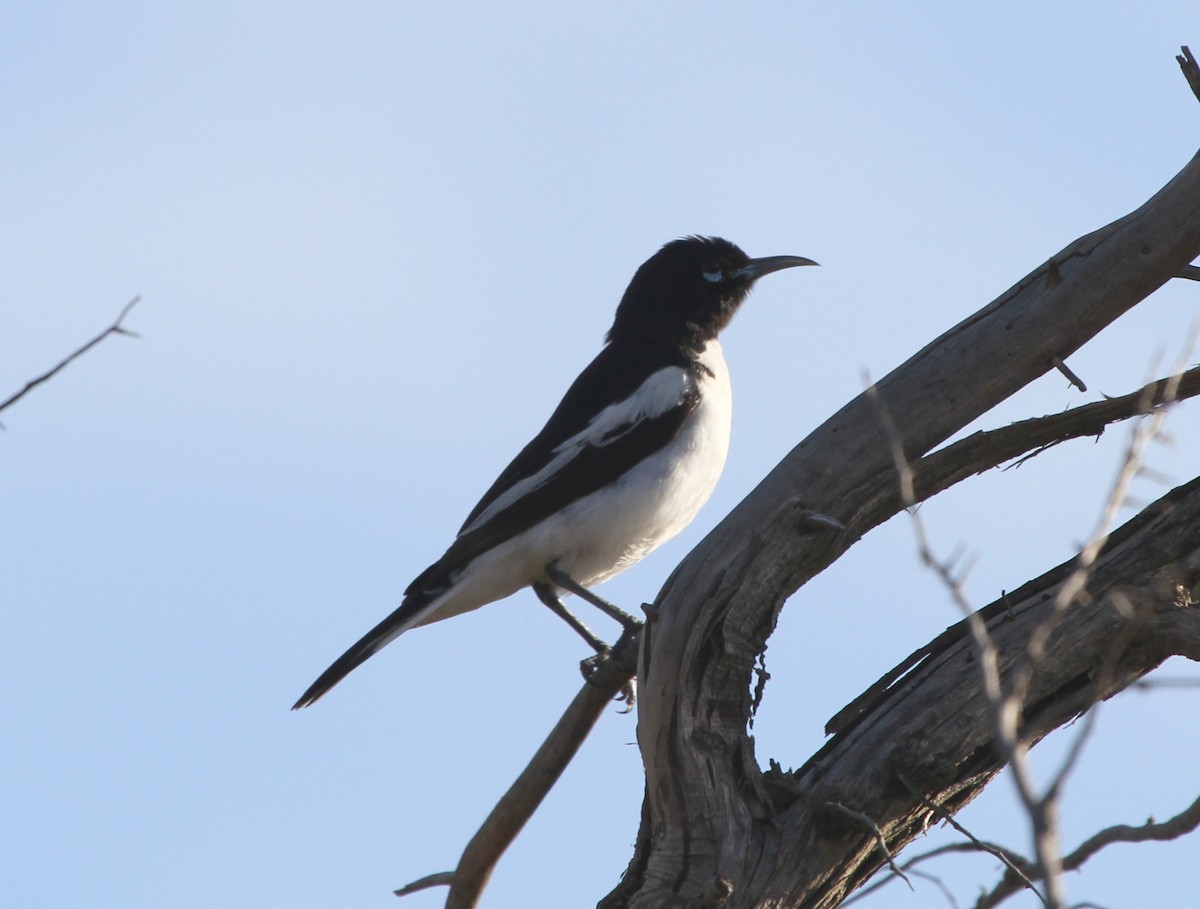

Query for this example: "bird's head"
[606,236,816,348]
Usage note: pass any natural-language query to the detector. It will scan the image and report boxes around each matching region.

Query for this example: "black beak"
[734,255,819,281]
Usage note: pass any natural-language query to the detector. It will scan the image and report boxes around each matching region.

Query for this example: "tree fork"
[615,131,1200,909]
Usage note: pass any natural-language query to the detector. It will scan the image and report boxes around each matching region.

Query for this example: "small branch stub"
[1177,46,1200,105]
[1050,356,1087,392]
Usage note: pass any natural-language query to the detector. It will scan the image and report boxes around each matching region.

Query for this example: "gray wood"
[608,150,1200,909]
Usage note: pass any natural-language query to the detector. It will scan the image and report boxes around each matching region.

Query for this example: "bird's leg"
[536,572,639,707]
[532,580,610,654]
[543,565,643,630]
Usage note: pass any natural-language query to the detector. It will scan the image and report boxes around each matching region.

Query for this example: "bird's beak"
[734,255,819,281]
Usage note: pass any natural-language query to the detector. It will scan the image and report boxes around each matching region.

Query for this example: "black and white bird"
[293,236,816,708]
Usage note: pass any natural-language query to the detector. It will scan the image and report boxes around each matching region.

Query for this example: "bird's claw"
[580,650,637,711]
[580,649,611,678]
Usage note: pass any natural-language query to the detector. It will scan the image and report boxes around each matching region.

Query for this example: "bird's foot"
[580,650,637,711]
[581,621,641,710]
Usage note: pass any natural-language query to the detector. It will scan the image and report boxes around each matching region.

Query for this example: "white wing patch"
[459,365,693,536]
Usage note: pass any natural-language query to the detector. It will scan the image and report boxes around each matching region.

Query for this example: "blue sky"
[4,4,1199,908]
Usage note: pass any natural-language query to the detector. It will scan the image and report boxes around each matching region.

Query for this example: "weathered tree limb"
[612,136,1200,905]
[404,359,1198,906]
[399,359,1197,906]
[611,471,1200,909]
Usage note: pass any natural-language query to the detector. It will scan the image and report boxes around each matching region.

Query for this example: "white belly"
[416,341,733,625]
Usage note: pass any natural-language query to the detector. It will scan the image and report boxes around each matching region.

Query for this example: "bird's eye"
[701,268,724,283]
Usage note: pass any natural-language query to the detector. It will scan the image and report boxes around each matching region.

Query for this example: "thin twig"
[1063,793,1200,869]
[1051,356,1087,392]
[908,869,963,909]
[845,841,1023,907]
[870,374,1066,906]
[895,770,1044,906]
[393,872,455,897]
[904,323,1191,908]
[975,794,1200,909]
[822,799,913,891]
[0,297,141,419]
[911,365,1200,503]
[1000,364,1182,908]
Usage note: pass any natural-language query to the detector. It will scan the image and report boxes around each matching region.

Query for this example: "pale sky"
[5,4,1199,908]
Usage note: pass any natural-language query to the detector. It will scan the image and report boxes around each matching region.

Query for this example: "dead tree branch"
[608,116,1200,907]
[909,365,1200,502]
[758,476,1196,909]
[396,627,640,909]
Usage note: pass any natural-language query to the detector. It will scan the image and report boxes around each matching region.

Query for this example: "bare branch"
[974,793,1200,909]
[393,872,455,897]
[404,627,639,909]
[909,365,1200,504]
[1064,793,1200,869]
[820,799,913,892]
[0,297,141,419]
[845,841,1030,908]
[1050,356,1087,392]
[860,354,1186,909]
[896,770,1043,906]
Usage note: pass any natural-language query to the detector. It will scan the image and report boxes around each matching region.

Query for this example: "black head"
[606,236,816,349]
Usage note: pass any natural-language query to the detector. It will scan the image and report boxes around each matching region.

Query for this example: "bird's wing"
[457,342,689,532]
[292,344,702,709]
[408,344,702,598]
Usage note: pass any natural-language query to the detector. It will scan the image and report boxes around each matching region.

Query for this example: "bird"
[293,236,816,709]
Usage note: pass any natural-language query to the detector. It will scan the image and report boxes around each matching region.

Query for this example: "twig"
[910,365,1200,504]
[398,626,639,907]
[1051,356,1087,392]
[0,297,141,420]
[870,378,1052,906]
[393,872,455,897]
[845,840,1029,907]
[821,799,913,891]
[895,770,1043,906]
[918,347,1187,909]
[998,368,1180,908]
[1063,792,1200,869]
[975,793,1200,909]
[908,869,963,909]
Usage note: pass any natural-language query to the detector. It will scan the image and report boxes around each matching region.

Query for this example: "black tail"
[291,594,434,709]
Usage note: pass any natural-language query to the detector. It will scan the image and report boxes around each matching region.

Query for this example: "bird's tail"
[291,592,436,709]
